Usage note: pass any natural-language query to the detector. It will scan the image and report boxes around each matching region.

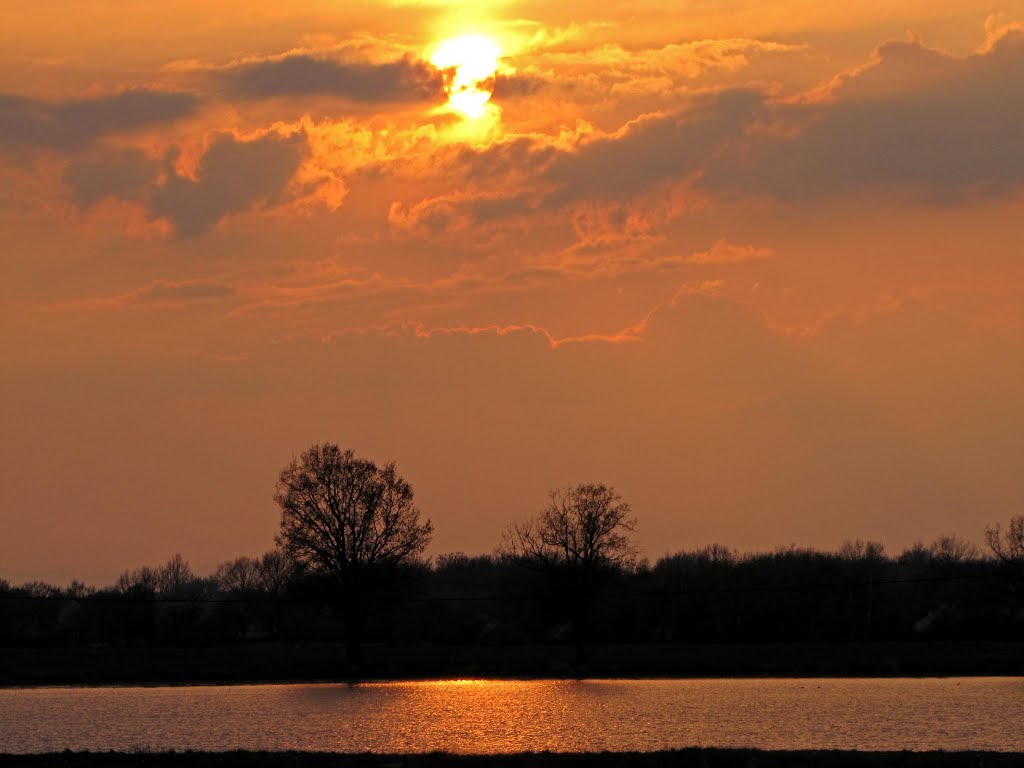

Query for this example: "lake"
[2,678,1023,754]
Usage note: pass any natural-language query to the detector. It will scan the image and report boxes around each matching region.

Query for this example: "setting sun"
[430,34,500,119]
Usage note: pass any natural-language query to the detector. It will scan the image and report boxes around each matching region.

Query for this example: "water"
[2,678,1023,754]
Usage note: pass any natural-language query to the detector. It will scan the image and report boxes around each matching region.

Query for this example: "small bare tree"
[838,539,886,561]
[986,516,1024,597]
[156,554,194,595]
[501,483,637,662]
[256,549,295,597]
[116,554,196,597]
[275,443,433,664]
[929,534,979,564]
[214,556,261,594]
[986,515,1024,566]
[116,565,160,595]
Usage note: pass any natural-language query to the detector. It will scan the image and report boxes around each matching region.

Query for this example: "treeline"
[2,535,1021,648]
[4,444,1022,658]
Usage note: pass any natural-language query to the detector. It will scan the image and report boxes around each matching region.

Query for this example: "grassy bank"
[2,751,1022,768]
[1,641,1022,685]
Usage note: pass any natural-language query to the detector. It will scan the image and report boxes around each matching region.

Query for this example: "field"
[2,641,1022,685]
[2,751,1022,768]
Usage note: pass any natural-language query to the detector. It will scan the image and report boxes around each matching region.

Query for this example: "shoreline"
[2,641,1022,687]
[3,670,1024,691]
[4,751,1024,767]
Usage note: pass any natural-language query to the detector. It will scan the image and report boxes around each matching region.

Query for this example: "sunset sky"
[3,0,1024,585]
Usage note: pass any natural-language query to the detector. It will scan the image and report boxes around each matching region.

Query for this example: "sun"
[430,34,501,119]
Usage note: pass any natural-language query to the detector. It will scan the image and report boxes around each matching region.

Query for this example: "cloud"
[59,279,236,310]
[390,27,1024,232]
[137,280,235,303]
[383,89,763,234]
[59,132,312,236]
[493,71,550,98]
[414,89,763,216]
[701,30,1024,199]
[388,192,534,237]
[685,239,775,264]
[0,89,198,152]
[546,90,765,205]
[399,319,644,349]
[526,38,805,86]
[63,148,159,208]
[221,54,443,102]
[149,131,307,237]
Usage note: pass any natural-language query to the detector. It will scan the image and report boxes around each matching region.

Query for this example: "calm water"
[2,678,1023,754]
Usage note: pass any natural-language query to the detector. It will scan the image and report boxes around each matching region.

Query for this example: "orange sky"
[3,0,1024,584]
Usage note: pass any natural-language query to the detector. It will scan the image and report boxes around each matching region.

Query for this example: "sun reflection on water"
[4,678,1024,754]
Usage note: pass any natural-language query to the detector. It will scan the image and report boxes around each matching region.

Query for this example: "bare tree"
[275,443,433,664]
[65,580,93,599]
[156,554,194,595]
[116,565,160,595]
[214,556,261,594]
[696,543,735,564]
[986,516,1024,597]
[986,515,1024,565]
[501,483,637,663]
[838,539,886,561]
[256,549,295,597]
[115,554,195,597]
[929,534,979,564]
[502,483,637,571]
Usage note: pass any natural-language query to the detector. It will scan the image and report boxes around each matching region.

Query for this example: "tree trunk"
[343,604,363,666]
[574,632,586,666]
[571,591,590,668]
[342,591,364,668]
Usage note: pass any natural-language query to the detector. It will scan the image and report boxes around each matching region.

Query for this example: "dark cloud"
[0,90,198,152]
[416,32,1024,226]
[379,90,763,236]
[222,55,443,102]
[493,72,549,98]
[701,31,1024,199]
[149,131,307,237]
[60,131,308,236]
[546,90,765,205]
[63,148,158,208]
[423,89,763,224]
[389,192,535,236]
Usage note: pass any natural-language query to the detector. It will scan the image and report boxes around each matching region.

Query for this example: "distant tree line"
[2,442,1022,655]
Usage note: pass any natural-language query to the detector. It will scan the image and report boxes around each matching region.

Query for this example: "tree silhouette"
[157,553,194,594]
[986,515,1024,565]
[275,443,433,664]
[501,483,637,663]
[214,556,261,594]
[256,549,294,596]
[986,515,1024,594]
[115,554,196,597]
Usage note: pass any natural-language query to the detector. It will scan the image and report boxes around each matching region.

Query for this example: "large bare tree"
[501,483,637,662]
[275,443,433,664]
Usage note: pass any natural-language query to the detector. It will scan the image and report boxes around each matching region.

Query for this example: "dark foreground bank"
[2,641,1023,685]
[2,752,1022,768]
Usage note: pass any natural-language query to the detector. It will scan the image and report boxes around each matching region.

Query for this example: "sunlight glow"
[431,34,501,119]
